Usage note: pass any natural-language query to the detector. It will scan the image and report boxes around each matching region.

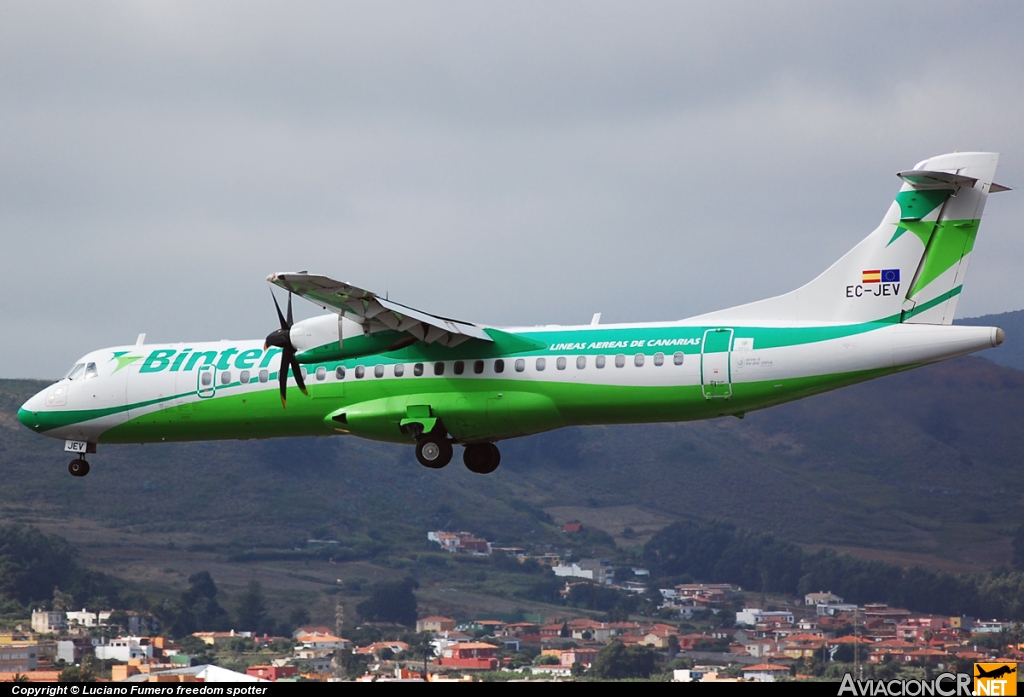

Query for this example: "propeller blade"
[290,354,309,395]
[271,290,288,330]
[278,347,292,408]
[266,289,307,408]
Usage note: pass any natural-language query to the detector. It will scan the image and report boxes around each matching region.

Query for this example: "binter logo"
[975,663,1017,696]
[132,347,282,374]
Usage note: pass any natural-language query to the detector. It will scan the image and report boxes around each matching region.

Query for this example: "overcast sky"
[3,2,1023,378]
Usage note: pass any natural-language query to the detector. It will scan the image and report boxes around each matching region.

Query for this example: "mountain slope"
[2,352,1022,567]
[958,309,1024,370]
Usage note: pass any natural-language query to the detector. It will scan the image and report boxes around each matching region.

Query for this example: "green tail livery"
[17,152,1011,476]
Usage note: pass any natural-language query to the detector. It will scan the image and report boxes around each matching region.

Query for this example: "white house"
[735,608,794,627]
[804,591,844,606]
[95,636,153,661]
[66,609,112,628]
[552,559,615,585]
[31,610,66,634]
[743,664,791,682]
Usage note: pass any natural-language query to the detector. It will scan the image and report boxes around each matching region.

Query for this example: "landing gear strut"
[68,458,91,477]
[463,443,501,474]
[415,433,453,469]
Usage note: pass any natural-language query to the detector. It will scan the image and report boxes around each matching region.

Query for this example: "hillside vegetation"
[1,311,1023,572]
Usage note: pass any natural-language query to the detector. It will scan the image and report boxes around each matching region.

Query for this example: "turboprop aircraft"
[17,152,1011,477]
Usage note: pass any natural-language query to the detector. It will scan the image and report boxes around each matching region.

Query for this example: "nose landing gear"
[68,458,91,477]
[64,440,96,477]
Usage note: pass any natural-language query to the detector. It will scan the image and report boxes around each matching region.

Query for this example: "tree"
[183,572,218,604]
[1013,525,1024,571]
[356,578,418,626]
[236,580,269,633]
[590,639,659,679]
[289,607,311,629]
[59,654,97,682]
[406,632,436,678]
[185,572,228,631]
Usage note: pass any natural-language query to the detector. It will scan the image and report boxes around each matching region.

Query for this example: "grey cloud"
[2,2,1023,377]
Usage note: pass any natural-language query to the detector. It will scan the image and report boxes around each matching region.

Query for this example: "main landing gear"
[414,433,501,474]
[68,458,91,477]
[415,433,454,469]
[463,443,501,474]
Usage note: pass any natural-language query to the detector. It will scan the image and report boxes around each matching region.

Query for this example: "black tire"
[463,443,501,474]
[68,459,90,477]
[416,435,453,469]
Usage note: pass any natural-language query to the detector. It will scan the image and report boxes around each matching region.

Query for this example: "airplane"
[16,152,1012,477]
[975,665,1016,680]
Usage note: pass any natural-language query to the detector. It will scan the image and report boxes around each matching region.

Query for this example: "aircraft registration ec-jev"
[17,152,1012,476]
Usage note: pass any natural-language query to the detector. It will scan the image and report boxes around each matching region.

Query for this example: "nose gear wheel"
[68,458,91,477]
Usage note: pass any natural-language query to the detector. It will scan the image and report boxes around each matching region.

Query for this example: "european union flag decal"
[881,269,900,283]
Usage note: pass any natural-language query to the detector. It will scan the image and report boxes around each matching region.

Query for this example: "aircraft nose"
[18,391,46,431]
[17,404,38,430]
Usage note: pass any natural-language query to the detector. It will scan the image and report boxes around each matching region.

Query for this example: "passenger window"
[335,366,346,380]
[494,359,505,373]
[240,370,250,384]
[414,363,424,376]
[355,365,365,379]
[67,364,85,380]
[316,366,327,381]
[394,364,405,377]
[434,362,445,376]
[615,354,626,368]
[454,361,465,375]
[674,352,685,365]
[595,356,606,369]
[201,372,213,387]
[556,357,566,370]
[515,359,525,372]
[374,365,385,378]
[576,356,586,369]
[654,352,664,367]
[473,360,484,374]
[634,354,645,367]
[300,367,308,380]
[84,362,98,380]
[221,371,232,385]
[536,357,546,371]
[259,369,269,383]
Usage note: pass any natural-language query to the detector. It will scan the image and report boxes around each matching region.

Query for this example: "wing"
[268,272,492,348]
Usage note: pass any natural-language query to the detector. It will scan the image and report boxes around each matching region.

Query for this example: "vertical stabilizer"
[690,152,1000,326]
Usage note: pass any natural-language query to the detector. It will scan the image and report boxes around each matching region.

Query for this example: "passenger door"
[701,328,734,399]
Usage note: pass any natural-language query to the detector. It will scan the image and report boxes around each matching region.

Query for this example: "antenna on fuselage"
[135,333,146,346]
[590,313,601,326]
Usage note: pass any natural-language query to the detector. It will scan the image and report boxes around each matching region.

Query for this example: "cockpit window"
[66,364,85,380]
[84,363,99,380]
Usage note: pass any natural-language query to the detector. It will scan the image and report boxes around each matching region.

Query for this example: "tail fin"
[694,152,1004,325]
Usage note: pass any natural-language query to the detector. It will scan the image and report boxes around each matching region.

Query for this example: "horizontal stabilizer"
[897,170,977,190]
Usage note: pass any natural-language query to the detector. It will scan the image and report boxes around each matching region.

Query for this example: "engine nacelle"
[290,313,409,363]
[289,313,361,353]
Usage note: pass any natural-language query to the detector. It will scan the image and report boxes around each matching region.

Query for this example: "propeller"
[264,291,308,408]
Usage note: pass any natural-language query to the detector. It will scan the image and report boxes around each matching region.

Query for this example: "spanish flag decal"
[862,269,881,284]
